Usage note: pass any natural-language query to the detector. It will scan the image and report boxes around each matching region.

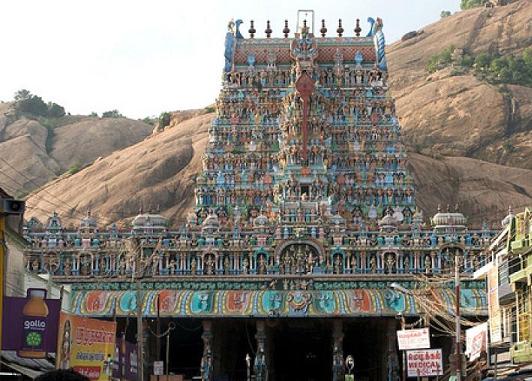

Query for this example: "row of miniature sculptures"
[24,246,487,277]
[224,65,386,88]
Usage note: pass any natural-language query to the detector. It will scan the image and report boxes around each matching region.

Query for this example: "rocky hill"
[24,1,532,227]
[0,102,154,196]
[25,113,213,227]
[388,0,532,169]
[25,111,532,227]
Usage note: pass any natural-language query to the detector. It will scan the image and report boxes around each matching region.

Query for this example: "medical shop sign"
[406,349,443,377]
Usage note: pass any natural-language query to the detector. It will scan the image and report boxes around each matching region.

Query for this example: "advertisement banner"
[1,288,61,358]
[466,322,488,361]
[487,263,502,343]
[112,337,138,381]
[56,312,116,381]
[406,349,443,377]
[397,328,430,350]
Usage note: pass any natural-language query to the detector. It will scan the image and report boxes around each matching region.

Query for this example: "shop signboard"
[56,312,116,381]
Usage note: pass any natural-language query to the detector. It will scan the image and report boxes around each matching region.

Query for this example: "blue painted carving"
[235,19,244,39]
[374,18,387,70]
[247,53,256,67]
[224,23,236,73]
[366,17,376,37]
[354,50,363,65]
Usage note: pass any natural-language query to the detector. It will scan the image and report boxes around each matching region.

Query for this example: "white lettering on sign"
[24,319,46,330]
[406,349,443,377]
[397,328,430,350]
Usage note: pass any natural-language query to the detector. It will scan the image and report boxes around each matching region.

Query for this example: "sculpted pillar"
[332,320,344,381]
[200,320,214,381]
[254,320,267,381]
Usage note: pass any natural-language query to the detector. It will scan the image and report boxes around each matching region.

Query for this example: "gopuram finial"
[354,18,361,36]
[283,20,290,38]
[265,20,272,38]
[320,19,327,37]
[302,20,309,37]
[248,20,256,38]
[337,19,344,37]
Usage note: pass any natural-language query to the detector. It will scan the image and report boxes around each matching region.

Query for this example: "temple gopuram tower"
[23,13,493,381]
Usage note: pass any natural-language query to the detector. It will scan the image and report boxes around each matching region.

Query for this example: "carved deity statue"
[333,255,343,274]
[403,255,410,271]
[118,256,127,276]
[63,257,72,276]
[80,256,91,276]
[254,347,267,381]
[424,255,432,274]
[205,255,215,275]
[258,255,267,275]
[385,253,395,274]
[242,256,249,274]
[223,256,230,275]
[168,259,176,274]
[369,256,377,273]
[99,256,106,274]
[306,253,315,274]
[191,257,198,275]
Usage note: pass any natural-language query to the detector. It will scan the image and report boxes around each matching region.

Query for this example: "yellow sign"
[57,312,116,381]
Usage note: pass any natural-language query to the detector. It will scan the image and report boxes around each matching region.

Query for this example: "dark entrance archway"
[269,319,332,381]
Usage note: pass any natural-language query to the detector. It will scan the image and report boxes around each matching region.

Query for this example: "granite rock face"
[388,0,532,169]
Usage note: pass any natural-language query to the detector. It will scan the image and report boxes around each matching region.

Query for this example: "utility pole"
[136,278,144,381]
[156,294,161,377]
[454,249,462,381]
[398,314,407,381]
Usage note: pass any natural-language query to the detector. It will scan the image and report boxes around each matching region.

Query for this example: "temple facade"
[23,15,495,381]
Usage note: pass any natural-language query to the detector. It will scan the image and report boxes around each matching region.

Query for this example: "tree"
[14,89,31,102]
[440,10,452,18]
[47,102,66,118]
[102,109,123,118]
[460,0,487,9]
[474,53,492,70]
[158,112,171,129]
[89,112,99,117]
[14,94,48,116]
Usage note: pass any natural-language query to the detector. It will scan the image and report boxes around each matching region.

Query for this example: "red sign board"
[407,349,443,377]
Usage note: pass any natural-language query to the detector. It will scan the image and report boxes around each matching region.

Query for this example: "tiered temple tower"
[22,15,494,381]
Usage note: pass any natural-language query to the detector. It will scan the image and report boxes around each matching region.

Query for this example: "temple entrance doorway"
[343,318,395,381]
[163,319,204,379]
[214,320,257,381]
[269,319,332,381]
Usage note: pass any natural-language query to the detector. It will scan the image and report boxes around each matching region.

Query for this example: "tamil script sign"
[407,349,443,377]
[1,289,61,358]
[397,328,430,350]
[465,322,488,361]
[56,312,116,381]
